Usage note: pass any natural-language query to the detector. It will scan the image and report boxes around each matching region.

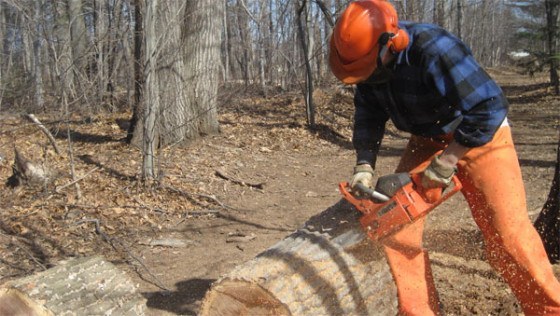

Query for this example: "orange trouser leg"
[458,127,560,315]
[383,126,560,315]
[382,136,444,316]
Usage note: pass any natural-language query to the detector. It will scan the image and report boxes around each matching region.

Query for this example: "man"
[329,0,560,315]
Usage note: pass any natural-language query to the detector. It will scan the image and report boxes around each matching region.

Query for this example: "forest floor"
[0,68,558,315]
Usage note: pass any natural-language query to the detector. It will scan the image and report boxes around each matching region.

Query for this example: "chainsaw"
[339,171,462,242]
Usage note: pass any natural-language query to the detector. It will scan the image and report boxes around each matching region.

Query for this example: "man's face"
[361,49,395,84]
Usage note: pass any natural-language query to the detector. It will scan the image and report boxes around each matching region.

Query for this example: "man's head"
[329,0,409,84]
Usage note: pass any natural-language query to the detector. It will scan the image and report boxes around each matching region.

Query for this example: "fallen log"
[200,200,398,315]
[0,255,146,315]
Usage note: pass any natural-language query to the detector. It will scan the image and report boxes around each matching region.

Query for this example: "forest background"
[0,0,559,315]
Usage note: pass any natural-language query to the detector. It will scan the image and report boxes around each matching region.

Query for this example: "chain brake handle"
[339,182,381,214]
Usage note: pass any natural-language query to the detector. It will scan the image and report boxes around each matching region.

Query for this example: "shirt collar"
[395,22,412,66]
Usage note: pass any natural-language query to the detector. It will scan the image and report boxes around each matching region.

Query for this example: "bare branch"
[25,114,61,155]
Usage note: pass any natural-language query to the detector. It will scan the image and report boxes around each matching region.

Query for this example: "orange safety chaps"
[383,126,560,315]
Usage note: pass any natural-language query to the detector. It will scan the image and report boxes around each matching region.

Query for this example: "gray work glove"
[350,164,374,190]
[422,155,457,189]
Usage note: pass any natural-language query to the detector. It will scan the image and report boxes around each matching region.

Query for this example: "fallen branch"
[75,218,172,292]
[55,166,100,193]
[24,114,61,155]
[188,209,221,216]
[215,169,265,190]
[161,184,252,212]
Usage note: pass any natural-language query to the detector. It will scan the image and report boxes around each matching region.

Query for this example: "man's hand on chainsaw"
[350,164,374,191]
[422,155,457,189]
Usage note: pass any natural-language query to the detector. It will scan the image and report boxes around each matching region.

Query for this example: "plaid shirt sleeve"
[353,85,389,167]
[424,32,508,147]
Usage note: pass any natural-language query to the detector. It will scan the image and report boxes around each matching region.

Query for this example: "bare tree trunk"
[67,0,88,71]
[223,1,229,83]
[94,0,107,105]
[127,0,144,144]
[134,0,222,178]
[184,0,222,135]
[456,0,462,39]
[236,0,252,86]
[434,0,445,27]
[141,0,159,180]
[33,0,44,111]
[296,0,315,127]
[545,0,559,95]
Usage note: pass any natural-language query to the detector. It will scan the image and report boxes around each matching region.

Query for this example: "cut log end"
[200,280,290,316]
[0,288,53,316]
[200,201,398,315]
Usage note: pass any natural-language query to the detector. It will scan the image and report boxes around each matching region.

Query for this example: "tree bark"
[296,0,315,127]
[184,0,222,136]
[67,0,88,71]
[545,0,559,95]
[33,0,44,111]
[0,256,146,315]
[131,0,222,156]
[141,0,159,179]
[200,201,398,315]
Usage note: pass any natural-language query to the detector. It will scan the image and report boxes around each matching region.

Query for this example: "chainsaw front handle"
[354,183,391,202]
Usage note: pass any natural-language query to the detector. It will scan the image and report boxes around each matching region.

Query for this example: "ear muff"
[389,29,410,53]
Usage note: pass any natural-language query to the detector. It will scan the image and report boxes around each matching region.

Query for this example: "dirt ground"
[0,68,558,315]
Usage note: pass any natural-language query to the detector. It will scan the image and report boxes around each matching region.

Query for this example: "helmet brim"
[328,34,378,85]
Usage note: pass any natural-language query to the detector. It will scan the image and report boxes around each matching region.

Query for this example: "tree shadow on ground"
[307,123,353,149]
[52,129,124,144]
[144,278,215,315]
[78,154,136,181]
[519,158,556,169]
[0,219,74,272]
[502,82,550,105]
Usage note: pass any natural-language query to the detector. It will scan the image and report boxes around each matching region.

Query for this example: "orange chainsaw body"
[339,173,462,242]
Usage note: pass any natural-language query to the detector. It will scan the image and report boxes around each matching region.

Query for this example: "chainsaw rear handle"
[410,173,462,204]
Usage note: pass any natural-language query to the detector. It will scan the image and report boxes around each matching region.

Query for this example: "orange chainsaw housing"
[339,174,462,242]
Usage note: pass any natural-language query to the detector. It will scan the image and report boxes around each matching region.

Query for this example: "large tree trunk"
[535,135,560,262]
[33,0,44,111]
[130,1,222,162]
[0,256,146,315]
[200,201,398,315]
[183,0,222,136]
[67,0,88,72]
[141,0,160,179]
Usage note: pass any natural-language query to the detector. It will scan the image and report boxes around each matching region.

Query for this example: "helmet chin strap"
[376,32,394,68]
[364,32,396,85]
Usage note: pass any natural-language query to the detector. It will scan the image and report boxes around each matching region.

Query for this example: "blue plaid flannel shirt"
[354,22,508,167]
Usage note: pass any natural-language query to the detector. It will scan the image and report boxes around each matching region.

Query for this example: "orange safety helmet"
[329,0,409,84]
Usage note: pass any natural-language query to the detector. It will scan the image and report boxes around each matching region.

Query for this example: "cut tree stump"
[200,200,398,315]
[0,255,146,316]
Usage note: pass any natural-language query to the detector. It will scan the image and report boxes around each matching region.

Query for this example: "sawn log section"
[200,200,399,315]
[0,255,146,315]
